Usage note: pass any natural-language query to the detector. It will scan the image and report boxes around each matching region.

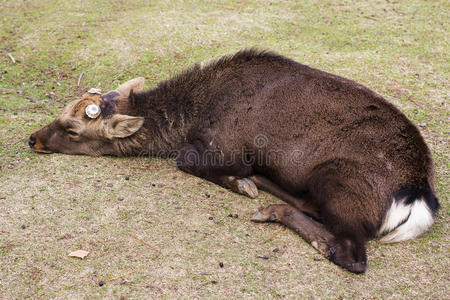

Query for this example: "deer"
[29,50,439,273]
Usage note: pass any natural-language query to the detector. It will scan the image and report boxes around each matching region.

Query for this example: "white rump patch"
[379,197,434,243]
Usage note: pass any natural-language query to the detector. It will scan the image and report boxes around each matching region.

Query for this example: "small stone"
[7,165,14,169]
[151,183,156,187]
[256,255,269,260]
[272,248,279,253]
[429,241,439,247]
[117,197,124,201]
[214,220,219,224]
[211,280,218,284]
[124,176,130,181]
[418,122,427,127]
[107,183,113,187]
[144,184,150,187]
[313,257,321,261]
[227,213,233,217]
[208,216,213,220]
[205,193,211,198]
[21,224,26,229]
[93,228,98,233]
[172,200,178,204]
[233,214,238,218]
[98,280,104,286]
[219,262,224,268]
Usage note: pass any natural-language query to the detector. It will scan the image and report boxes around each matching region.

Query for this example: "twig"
[7,53,15,64]
[199,280,218,287]
[106,270,138,282]
[77,72,84,87]
[363,15,378,21]
[43,176,59,182]
[129,233,161,253]
[65,180,81,186]
[261,227,286,244]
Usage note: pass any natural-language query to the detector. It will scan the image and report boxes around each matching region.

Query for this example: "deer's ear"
[115,77,145,98]
[105,114,144,138]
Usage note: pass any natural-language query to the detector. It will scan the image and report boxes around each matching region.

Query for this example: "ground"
[0,0,448,298]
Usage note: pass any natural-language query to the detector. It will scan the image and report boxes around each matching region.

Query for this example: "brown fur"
[30,49,439,273]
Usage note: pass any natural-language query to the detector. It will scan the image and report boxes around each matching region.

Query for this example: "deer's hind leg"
[252,159,374,273]
[249,175,319,219]
[252,204,367,274]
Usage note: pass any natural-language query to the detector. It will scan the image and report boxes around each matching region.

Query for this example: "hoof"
[236,178,258,199]
[327,239,367,274]
[251,210,277,222]
[345,261,367,274]
[251,211,270,222]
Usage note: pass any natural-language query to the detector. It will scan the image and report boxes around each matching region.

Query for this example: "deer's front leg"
[220,176,258,198]
[176,144,258,198]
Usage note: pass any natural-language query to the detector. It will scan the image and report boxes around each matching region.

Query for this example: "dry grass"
[0,0,449,298]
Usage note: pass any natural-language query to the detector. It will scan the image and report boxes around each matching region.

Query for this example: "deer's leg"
[176,144,258,198]
[249,175,319,219]
[220,176,259,198]
[252,204,367,274]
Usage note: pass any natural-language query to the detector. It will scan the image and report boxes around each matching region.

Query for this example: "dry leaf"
[68,250,89,259]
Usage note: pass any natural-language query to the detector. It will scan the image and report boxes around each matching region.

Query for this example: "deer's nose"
[28,136,36,148]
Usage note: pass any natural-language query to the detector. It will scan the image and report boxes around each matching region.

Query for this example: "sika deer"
[30,50,439,273]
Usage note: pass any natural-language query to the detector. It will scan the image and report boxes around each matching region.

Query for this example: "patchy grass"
[0,0,448,298]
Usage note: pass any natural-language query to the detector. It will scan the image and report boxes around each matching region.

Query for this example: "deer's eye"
[67,129,79,136]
